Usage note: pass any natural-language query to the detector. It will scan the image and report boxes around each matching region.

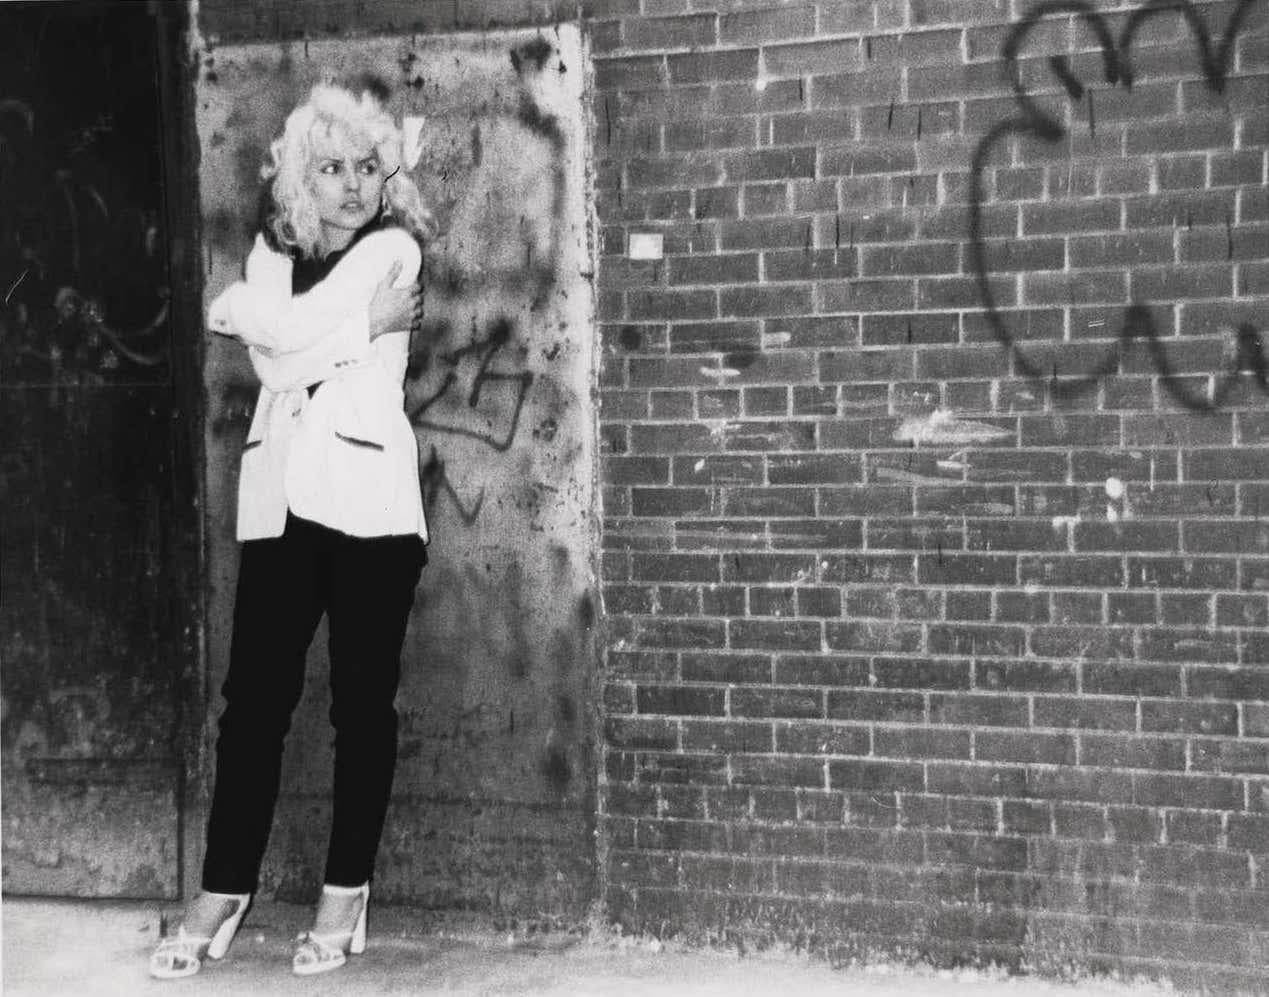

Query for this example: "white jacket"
[208,228,428,544]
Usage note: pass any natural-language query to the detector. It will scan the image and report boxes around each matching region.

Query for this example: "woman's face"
[307,133,385,249]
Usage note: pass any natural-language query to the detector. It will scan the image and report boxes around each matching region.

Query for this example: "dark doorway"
[1,1,200,899]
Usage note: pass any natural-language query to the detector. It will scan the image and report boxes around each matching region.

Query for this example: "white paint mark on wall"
[402,115,426,169]
[675,529,764,544]
[894,408,1012,446]
[873,466,955,485]
[1104,476,1134,520]
[935,449,971,472]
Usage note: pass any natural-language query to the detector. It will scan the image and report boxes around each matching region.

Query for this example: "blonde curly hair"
[261,81,433,258]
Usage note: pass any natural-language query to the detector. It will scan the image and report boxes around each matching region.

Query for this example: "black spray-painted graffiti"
[410,316,534,525]
[399,35,570,522]
[969,0,1267,412]
[409,316,533,450]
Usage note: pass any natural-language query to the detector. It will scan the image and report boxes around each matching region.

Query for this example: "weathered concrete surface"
[195,26,598,914]
[2,898,1177,997]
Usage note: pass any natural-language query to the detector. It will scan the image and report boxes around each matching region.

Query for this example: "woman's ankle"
[311,885,366,936]
[182,892,245,937]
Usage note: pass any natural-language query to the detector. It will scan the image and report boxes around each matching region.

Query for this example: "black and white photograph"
[1,0,1266,993]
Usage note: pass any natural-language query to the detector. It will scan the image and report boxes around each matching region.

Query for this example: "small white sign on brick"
[628,231,663,260]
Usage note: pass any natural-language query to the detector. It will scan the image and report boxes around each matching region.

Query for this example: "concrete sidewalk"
[2,898,1176,996]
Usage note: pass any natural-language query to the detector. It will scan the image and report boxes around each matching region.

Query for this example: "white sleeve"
[245,315,369,393]
[207,229,422,358]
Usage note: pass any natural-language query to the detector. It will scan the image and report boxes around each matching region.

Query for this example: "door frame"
[153,0,210,903]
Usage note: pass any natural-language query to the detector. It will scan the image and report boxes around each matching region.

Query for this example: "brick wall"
[194,0,1269,987]
[590,0,1269,990]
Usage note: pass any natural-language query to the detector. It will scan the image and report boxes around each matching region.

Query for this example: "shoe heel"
[349,906,367,955]
[350,886,369,955]
[205,894,250,961]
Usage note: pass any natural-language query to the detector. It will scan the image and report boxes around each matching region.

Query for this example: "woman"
[150,81,432,979]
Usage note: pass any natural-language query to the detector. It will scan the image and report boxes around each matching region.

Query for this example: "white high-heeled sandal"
[149,892,251,979]
[292,882,369,976]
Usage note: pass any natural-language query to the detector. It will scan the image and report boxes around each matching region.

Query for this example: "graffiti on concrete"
[968,0,1267,412]
[409,316,534,453]
[399,42,573,522]
[419,443,485,526]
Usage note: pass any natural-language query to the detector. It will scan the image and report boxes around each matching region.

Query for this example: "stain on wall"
[195,26,598,915]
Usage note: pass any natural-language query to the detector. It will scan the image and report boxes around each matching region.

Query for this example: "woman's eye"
[358,161,379,176]
[319,162,340,175]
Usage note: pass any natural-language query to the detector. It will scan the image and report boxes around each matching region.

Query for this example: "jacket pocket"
[329,371,392,451]
[334,432,385,452]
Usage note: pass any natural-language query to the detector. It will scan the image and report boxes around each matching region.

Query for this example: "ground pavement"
[2,898,1179,996]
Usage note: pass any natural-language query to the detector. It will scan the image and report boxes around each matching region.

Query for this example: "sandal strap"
[150,929,212,971]
[294,930,351,963]
[155,927,213,953]
[320,882,368,896]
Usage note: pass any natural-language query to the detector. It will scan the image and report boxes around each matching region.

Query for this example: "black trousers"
[201,513,425,894]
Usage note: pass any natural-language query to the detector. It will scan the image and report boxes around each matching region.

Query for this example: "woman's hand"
[368,262,423,341]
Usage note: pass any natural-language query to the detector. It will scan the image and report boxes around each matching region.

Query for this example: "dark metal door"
[1,2,199,899]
